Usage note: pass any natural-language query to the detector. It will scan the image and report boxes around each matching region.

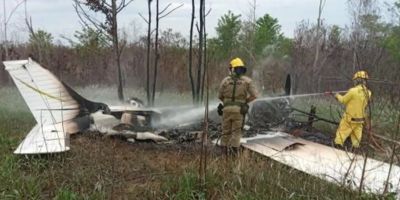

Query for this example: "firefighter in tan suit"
[218,58,259,154]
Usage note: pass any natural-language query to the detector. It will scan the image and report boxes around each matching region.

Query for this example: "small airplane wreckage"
[3,58,400,198]
[3,58,167,154]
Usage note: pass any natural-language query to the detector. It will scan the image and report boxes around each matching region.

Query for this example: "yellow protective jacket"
[335,84,371,121]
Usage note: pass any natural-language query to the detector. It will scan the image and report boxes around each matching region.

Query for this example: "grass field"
[0,86,397,199]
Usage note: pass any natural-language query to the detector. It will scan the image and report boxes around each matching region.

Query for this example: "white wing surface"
[242,132,400,197]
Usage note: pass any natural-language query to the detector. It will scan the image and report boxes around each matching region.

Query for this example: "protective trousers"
[334,117,363,148]
[221,106,243,148]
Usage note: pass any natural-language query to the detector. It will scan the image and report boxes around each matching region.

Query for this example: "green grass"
[160,152,371,200]
[291,96,342,134]
[0,87,397,199]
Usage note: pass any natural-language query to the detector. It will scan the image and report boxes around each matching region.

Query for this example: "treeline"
[0,28,193,92]
[290,0,400,99]
[1,0,399,102]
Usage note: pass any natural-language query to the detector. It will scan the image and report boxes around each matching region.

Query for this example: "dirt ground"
[56,132,366,200]
[61,133,209,199]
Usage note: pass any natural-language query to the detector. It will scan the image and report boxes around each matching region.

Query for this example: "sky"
[0,0,396,44]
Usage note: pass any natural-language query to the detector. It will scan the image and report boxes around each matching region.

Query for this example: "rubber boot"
[333,143,345,150]
[214,145,226,156]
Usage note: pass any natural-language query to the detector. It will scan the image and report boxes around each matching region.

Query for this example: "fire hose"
[291,107,398,150]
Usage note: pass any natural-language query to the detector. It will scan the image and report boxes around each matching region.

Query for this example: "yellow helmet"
[230,57,245,68]
[353,70,369,80]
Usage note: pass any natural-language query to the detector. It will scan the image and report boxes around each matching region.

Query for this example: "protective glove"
[217,103,224,116]
[240,103,249,115]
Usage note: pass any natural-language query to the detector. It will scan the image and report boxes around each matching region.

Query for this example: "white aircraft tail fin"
[3,58,105,154]
[3,58,80,125]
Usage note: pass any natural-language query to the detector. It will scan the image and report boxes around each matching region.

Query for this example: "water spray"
[155,102,220,128]
[255,91,347,102]
[156,90,347,127]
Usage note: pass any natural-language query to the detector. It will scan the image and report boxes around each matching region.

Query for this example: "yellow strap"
[15,77,63,102]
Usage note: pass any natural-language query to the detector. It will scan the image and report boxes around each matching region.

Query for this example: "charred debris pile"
[102,98,333,146]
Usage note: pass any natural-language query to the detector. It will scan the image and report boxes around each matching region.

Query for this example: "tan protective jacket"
[218,75,258,105]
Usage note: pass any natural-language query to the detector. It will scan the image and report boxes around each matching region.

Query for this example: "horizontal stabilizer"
[14,124,70,154]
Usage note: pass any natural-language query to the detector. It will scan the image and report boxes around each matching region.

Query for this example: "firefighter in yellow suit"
[218,58,259,154]
[333,71,371,148]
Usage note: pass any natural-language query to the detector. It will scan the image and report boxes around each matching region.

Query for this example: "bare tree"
[140,0,152,106]
[152,0,159,106]
[188,0,196,103]
[151,1,183,105]
[200,6,210,102]
[347,0,386,75]
[140,0,182,106]
[199,1,209,185]
[311,0,326,92]
[243,0,257,60]
[74,0,134,101]
[195,0,205,103]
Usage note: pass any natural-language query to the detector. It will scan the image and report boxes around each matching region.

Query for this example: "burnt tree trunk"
[200,1,207,103]
[146,0,152,106]
[111,0,124,101]
[151,0,160,106]
[311,0,324,93]
[196,0,205,104]
[188,0,196,104]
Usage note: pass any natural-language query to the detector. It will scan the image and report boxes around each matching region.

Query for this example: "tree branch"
[196,22,200,33]
[117,0,135,13]
[104,0,112,8]
[5,0,25,25]
[159,3,184,19]
[117,0,125,10]
[138,12,149,24]
[159,3,172,15]
[25,17,35,39]
[205,7,211,17]
[74,1,101,26]
[73,0,112,41]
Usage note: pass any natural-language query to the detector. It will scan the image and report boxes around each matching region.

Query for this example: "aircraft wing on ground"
[240,132,400,197]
